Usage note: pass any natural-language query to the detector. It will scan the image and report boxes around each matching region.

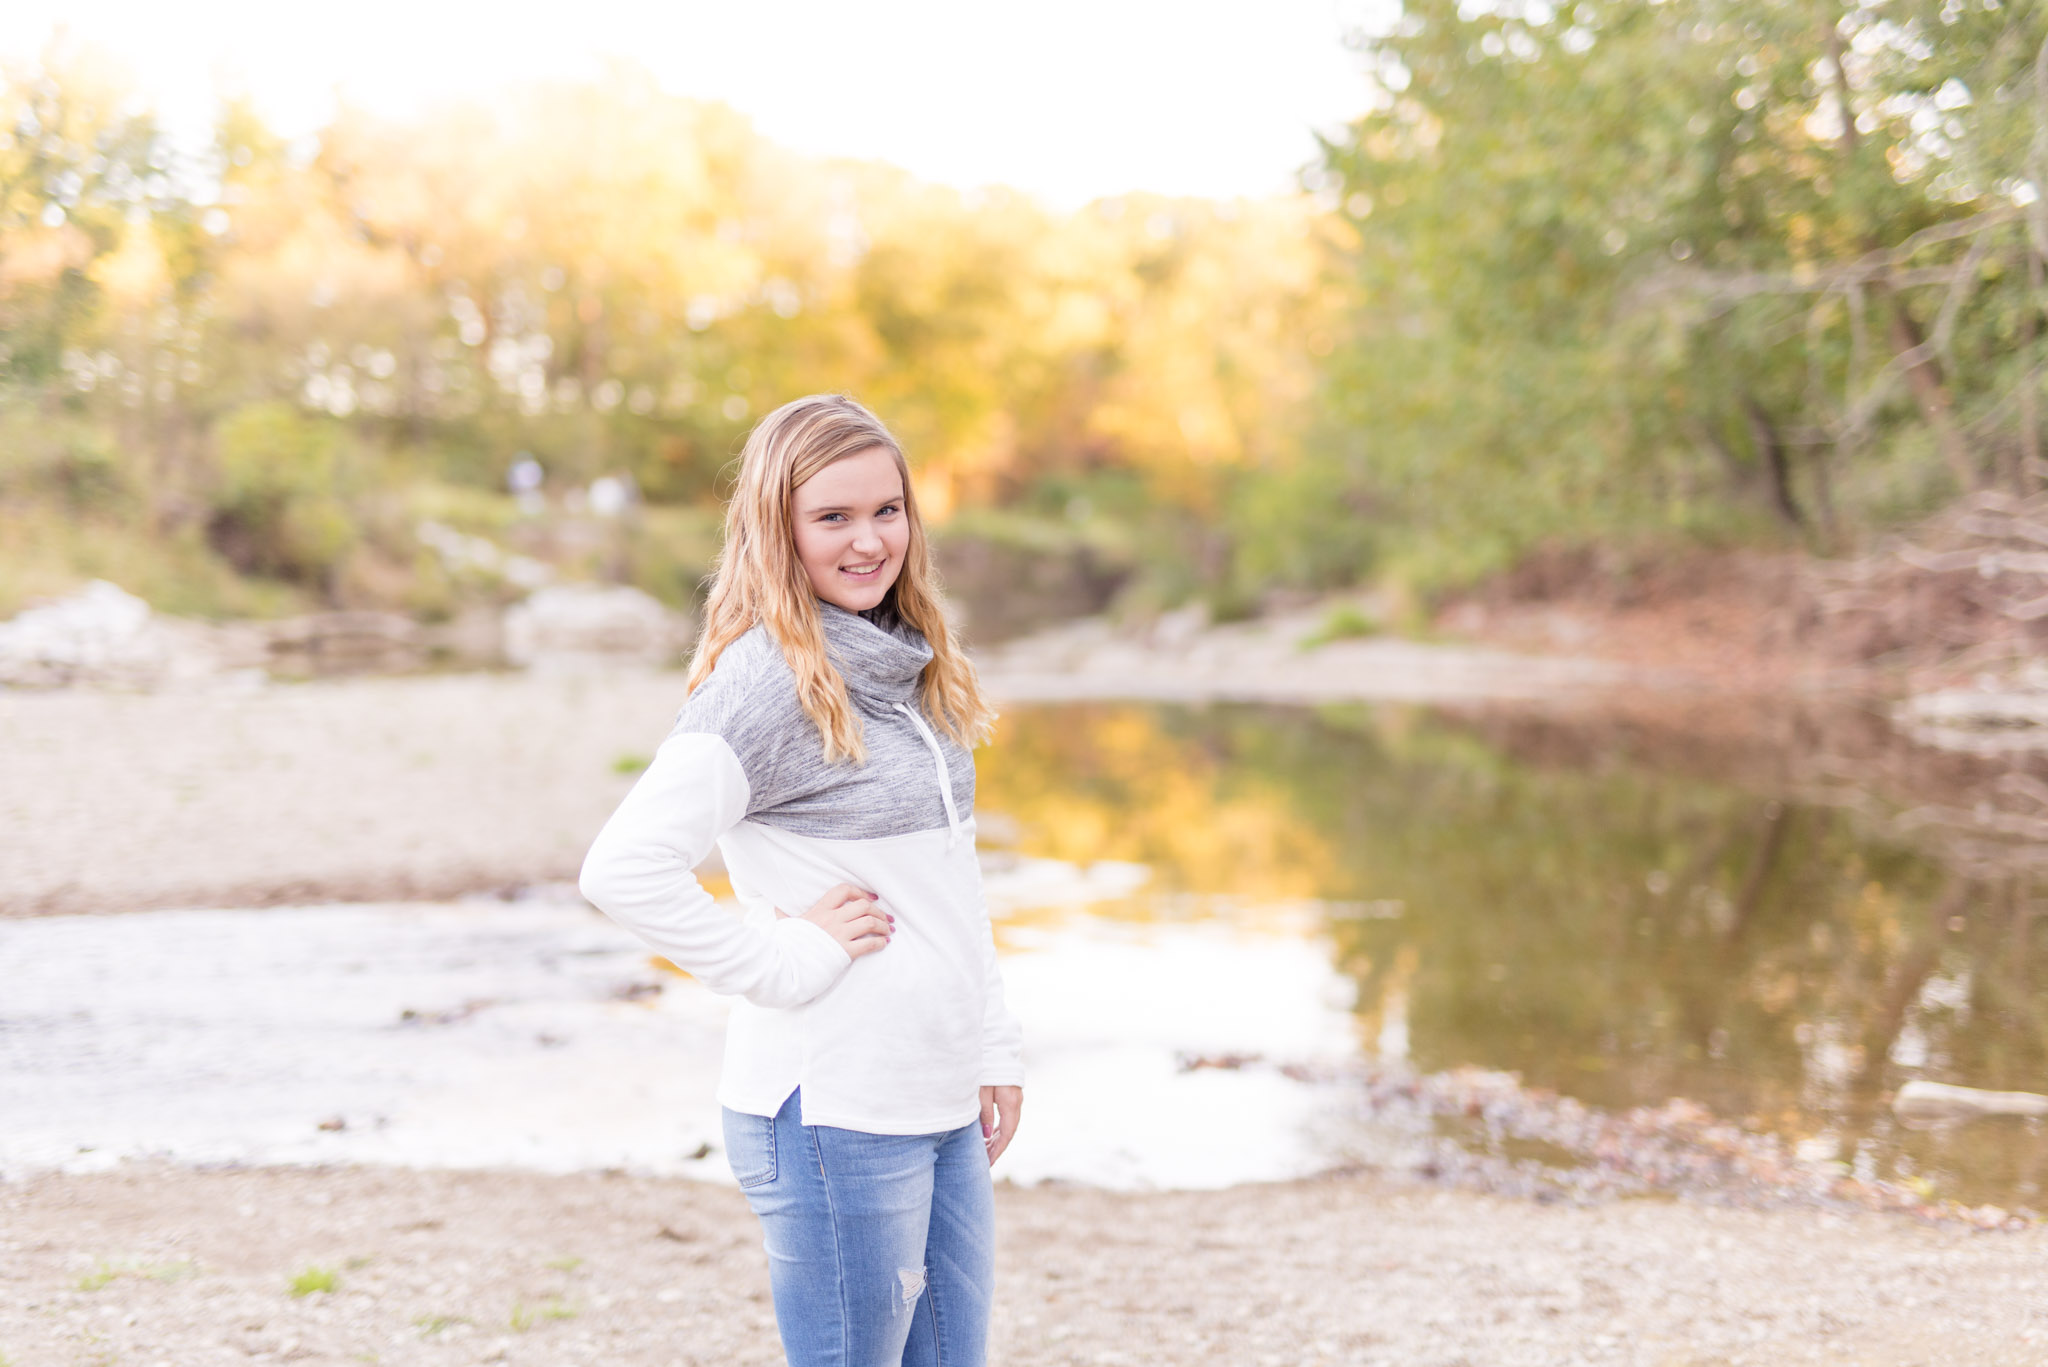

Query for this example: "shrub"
[207,402,359,590]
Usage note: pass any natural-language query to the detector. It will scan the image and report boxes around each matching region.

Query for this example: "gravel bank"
[972,610,1649,705]
[0,670,684,917]
[3,1164,2042,1367]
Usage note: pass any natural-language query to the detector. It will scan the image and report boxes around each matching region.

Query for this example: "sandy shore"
[4,1163,2043,1367]
[0,669,686,917]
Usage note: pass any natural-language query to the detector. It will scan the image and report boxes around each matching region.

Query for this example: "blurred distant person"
[579,394,1022,1366]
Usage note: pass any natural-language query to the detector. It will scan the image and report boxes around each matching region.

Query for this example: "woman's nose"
[850,521,886,554]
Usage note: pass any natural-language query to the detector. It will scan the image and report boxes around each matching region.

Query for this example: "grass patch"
[509,1296,578,1331]
[1299,600,1380,649]
[287,1266,339,1297]
[611,753,650,774]
[75,1257,199,1291]
[413,1313,471,1338]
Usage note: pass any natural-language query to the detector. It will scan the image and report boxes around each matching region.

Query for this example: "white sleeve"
[971,857,1026,1087]
[577,729,851,1009]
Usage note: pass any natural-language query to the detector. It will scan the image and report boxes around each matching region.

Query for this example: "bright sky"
[4,1,1394,207]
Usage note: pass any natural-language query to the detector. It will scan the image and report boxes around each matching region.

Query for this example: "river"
[4,695,2043,1209]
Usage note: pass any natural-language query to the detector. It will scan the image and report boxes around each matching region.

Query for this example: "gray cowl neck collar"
[817,599,932,709]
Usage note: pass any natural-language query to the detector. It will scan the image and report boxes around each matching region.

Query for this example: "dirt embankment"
[5,1163,2045,1367]
[1437,491,2048,696]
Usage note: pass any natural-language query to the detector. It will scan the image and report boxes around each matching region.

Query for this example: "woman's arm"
[578,729,852,1008]
[977,927,1025,1088]
[972,851,1025,1161]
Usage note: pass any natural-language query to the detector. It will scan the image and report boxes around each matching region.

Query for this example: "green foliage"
[1222,454,1378,595]
[0,414,133,511]
[208,402,358,587]
[287,1265,338,1297]
[932,504,1140,641]
[0,505,307,621]
[1308,0,2048,584]
[1300,601,1380,648]
[621,504,724,610]
[611,753,650,774]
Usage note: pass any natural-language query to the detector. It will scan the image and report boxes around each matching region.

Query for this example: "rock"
[1889,657,2048,753]
[262,611,423,676]
[1892,1080,2048,1125]
[418,604,507,668]
[0,581,241,689]
[501,584,690,668]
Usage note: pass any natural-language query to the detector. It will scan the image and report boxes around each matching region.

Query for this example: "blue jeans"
[722,1089,994,1367]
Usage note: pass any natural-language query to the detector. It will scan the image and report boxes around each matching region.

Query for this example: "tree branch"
[1624,206,2020,310]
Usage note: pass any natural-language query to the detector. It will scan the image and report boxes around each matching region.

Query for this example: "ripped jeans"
[722,1088,993,1367]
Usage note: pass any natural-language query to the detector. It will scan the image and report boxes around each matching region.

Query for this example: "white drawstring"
[894,702,963,851]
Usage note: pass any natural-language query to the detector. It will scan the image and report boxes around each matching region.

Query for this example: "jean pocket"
[721,1108,777,1189]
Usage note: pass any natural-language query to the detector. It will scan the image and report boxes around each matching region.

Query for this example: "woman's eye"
[879,504,900,516]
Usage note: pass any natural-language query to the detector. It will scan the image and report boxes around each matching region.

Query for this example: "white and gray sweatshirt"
[577,599,1025,1135]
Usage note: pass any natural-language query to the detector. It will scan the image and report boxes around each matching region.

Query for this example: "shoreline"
[4,1161,2041,1366]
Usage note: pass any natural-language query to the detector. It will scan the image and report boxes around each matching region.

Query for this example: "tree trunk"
[1825,14,1857,154]
[1722,803,1792,951]
[1742,395,1805,529]
[1880,288,1976,492]
[2023,248,2043,494]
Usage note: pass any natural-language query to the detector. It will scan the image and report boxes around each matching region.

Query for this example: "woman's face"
[791,445,912,613]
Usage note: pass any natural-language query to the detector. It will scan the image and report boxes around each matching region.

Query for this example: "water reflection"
[977,701,2048,1208]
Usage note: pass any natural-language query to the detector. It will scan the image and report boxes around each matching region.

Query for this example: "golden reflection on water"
[977,704,1338,905]
[974,700,2048,1208]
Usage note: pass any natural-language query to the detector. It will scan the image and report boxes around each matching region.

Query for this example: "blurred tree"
[0,53,1325,618]
[1312,0,2048,586]
[0,45,174,388]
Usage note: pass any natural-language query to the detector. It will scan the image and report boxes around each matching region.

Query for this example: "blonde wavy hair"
[684,393,996,763]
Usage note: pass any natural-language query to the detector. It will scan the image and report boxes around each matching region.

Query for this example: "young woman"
[578,394,1023,1367]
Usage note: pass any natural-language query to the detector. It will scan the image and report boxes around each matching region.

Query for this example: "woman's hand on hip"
[776,882,893,960]
[980,1085,1022,1166]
